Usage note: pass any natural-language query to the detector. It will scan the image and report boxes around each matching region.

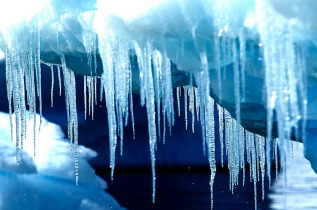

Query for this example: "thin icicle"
[194,87,200,121]
[184,86,188,130]
[153,50,162,140]
[50,65,54,107]
[239,30,246,101]
[217,105,224,167]
[177,87,181,116]
[58,66,62,96]
[135,42,158,203]
[84,76,87,119]
[161,52,174,136]
[189,82,195,133]
[129,66,135,139]
[275,139,279,180]
[34,16,42,131]
[232,40,241,143]
[251,133,258,210]
[259,136,266,200]
[196,51,216,208]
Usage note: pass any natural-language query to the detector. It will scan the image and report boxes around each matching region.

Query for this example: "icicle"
[266,135,271,186]
[6,51,19,163]
[217,105,224,166]
[196,78,206,156]
[256,1,304,195]
[259,136,266,200]
[184,86,188,130]
[17,57,26,151]
[241,128,246,186]
[91,77,95,119]
[84,76,87,119]
[99,40,118,179]
[224,109,231,157]
[298,48,307,145]
[90,77,95,119]
[83,32,97,75]
[251,133,257,210]
[189,82,195,133]
[87,77,91,117]
[137,42,158,203]
[58,66,62,96]
[196,51,216,208]
[213,28,222,102]
[194,87,200,121]
[239,30,246,101]
[5,48,14,144]
[161,52,174,136]
[129,66,135,139]
[232,40,241,142]
[153,50,162,140]
[206,97,216,209]
[94,77,98,105]
[177,87,181,116]
[50,65,54,107]
[34,15,42,131]
[275,139,279,180]
[61,55,79,184]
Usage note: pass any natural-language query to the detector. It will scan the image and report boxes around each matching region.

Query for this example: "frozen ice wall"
[0,0,317,209]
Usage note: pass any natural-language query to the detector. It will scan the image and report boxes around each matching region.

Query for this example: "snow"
[0,111,124,209]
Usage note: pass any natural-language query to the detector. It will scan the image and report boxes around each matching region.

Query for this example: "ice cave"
[0,0,317,209]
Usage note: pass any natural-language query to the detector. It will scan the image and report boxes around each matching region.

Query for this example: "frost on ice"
[0,0,316,209]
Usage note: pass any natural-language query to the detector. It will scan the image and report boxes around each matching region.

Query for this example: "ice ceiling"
[1,0,317,209]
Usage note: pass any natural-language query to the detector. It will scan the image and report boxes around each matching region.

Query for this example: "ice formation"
[0,112,124,210]
[0,0,316,209]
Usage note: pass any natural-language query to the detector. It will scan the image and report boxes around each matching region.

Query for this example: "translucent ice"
[0,0,317,209]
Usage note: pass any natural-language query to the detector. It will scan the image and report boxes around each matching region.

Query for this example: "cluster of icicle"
[4,37,278,210]
[2,1,308,210]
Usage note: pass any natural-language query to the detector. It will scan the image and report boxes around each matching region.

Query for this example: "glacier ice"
[0,0,317,209]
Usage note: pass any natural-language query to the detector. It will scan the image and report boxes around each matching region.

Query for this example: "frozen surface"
[0,112,124,210]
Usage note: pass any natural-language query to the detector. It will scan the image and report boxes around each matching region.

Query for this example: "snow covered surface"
[0,112,124,210]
